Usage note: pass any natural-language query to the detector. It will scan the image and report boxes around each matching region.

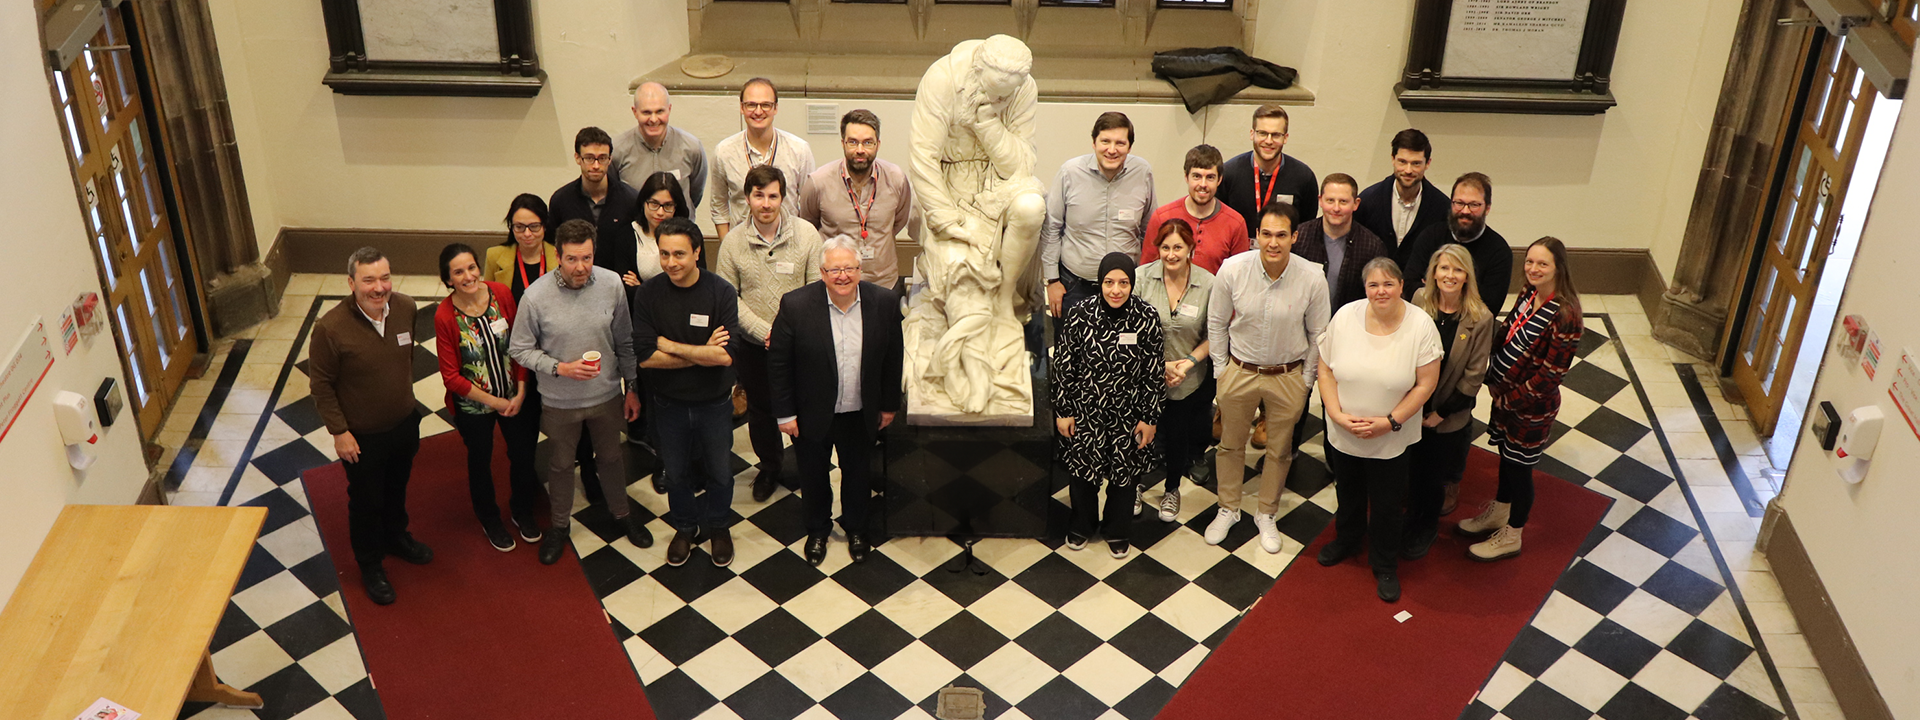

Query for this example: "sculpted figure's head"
[971,35,1032,105]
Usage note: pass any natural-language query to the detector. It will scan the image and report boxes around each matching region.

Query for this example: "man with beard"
[798,109,917,290]
[1142,144,1247,274]
[613,82,709,211]
[1218,105,1318,236]
[1400,172,1511,313]
[1355,128,1450,261]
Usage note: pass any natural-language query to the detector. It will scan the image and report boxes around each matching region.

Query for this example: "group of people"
[308,78,1583,608]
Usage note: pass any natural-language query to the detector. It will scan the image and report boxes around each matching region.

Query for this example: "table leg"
[186,650,264,709]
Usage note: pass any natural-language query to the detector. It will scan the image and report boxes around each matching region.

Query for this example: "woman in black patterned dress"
[1054,252,1166,558]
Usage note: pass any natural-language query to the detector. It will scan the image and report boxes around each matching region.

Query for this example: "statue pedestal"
[883,381,1059,539]
[904,351,1037,427]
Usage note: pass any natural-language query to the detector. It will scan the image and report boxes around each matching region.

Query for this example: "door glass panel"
[159,242,189,341]
[140,268,169,368]
[129,123,160,228]
[83,51,110,130]
[1774,196,1799,251]
[115,303,148,403]
[102,18,134,108]
[52,71,87,161]
[1744,267,1778,363]
[111,145,141,247]
[84,179,116,289]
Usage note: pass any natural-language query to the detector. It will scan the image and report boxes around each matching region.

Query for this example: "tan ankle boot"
[1440,481,1460,515]
[1469,525,1523,562]
[1455,501,1510,537]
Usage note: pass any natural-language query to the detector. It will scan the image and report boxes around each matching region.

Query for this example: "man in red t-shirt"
[1143,144,1249,274]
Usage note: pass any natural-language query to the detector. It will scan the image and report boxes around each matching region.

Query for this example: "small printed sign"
[76,697,140,720]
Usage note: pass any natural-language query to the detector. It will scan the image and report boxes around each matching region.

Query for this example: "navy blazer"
[768,281,904,441]
[1355,175,1451,261]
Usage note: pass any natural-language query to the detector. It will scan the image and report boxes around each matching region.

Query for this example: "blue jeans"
[654,394,737,530]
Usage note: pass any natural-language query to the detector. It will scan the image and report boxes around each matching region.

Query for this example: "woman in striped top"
[1458,237,1583,562]
[436,242,540,553]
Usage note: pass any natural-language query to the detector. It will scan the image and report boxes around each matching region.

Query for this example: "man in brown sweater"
[309,247,431,605]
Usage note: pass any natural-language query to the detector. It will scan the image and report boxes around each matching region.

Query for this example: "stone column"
[1655,0,1810,362]
[137,0,276,338]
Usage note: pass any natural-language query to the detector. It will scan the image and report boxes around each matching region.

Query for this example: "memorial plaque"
[360,0,501,64]
[1442,0,1594,80]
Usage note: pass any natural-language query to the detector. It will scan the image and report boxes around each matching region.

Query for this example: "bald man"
[614,81,710,211]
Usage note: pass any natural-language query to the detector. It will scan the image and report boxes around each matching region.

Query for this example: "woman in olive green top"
[1135,219,1215,523]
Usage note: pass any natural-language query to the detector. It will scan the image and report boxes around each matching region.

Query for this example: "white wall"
[0,3,160,604]
[206,0,1736,284]
[1778,50,1920,714]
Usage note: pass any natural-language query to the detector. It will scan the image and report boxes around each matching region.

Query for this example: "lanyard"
[1251,157,1283,213]
[517,250,547,290]
[747,132,779,171]
[842,170,878,240]
[1505,292,1554,346]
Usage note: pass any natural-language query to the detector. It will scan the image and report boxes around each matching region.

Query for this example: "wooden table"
[0,505,270,720]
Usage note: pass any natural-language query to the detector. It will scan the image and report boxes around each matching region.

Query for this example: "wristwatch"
[1388,416,1403,432]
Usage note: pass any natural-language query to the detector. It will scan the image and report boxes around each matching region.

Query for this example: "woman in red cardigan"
[436,242,539,553]
[1457,237,1582,562]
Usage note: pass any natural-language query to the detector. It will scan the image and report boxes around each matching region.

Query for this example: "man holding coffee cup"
[509,219,653,565]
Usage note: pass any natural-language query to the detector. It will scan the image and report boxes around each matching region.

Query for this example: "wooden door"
[47,9,198,438]
[1730,32,1879,434]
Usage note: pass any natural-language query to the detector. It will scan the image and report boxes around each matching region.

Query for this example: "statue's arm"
[909,65,962,237]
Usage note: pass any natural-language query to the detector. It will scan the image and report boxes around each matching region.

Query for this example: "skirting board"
[1765,509,1896,720]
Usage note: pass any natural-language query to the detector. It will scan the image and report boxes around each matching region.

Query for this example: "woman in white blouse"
[1314,257,1442,603]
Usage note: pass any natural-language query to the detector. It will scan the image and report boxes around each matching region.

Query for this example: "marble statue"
[903,35,1048,424]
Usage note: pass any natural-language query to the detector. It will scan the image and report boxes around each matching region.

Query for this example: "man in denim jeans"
[632,218,743,567]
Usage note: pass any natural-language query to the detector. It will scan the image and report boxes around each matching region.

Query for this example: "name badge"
[395,331,412,346]
[489,318,509,335]
[1178,303,1200,317]
[1276,193,1295,206]
[1119,332,1137,345]
[690,313,710,328]
[859,245,876,260]
[774,261,795,275]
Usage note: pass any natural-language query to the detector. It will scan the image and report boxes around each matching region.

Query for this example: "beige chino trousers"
[1214,362,1309,516]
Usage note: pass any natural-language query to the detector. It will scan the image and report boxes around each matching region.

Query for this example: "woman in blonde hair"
[1401,244,1495,560]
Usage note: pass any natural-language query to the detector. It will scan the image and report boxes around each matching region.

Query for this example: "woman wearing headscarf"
[1054,252,1166,558]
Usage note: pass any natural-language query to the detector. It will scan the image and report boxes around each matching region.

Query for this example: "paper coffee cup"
[582,351,602,368]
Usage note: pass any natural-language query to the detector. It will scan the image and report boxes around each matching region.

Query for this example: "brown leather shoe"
[752,466,778,502]
[1250,415,1269,449]
[1440,481,1460,516]
[666,528,695,567]
[1212,407,1223,441]
[710,527,734,567]
[731,386,749,418]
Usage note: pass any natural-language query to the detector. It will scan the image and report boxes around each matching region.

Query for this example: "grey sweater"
[508,267,637,409]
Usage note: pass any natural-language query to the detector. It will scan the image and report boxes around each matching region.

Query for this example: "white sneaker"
[1132,485,1144,516]
[1157,490,1181,523]
[1203,507,1240,545]
[1253,512,1283,554]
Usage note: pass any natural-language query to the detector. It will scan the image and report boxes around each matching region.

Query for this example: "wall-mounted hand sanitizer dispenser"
[1834,404,1885,484]
[52,389,99,469]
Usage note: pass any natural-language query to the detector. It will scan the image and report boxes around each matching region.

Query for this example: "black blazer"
[1355,175,1450,260]
[768,281,904,441]
[549,177,642,284]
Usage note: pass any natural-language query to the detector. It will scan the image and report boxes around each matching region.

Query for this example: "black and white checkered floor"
[162,283,1827,720]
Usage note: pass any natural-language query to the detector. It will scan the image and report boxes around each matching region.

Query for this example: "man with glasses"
[1218,104,1319,236]
[770,238,903,566]
[547,126,642,505]
[709,78,816,241]
[614,82,709,211]
[1400,172,1511,313]
[798,109,917,291]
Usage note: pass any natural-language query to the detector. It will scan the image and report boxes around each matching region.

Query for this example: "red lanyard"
[517,251,547,289]
[1506,292,1554,345]
[1251,158,1283,213]
[843,170,878,240]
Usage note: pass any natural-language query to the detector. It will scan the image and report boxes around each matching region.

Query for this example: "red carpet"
[1161,448,1611,719]
[306,431,654,719]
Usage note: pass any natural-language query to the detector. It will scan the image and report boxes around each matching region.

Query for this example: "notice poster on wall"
[1442,0,1594,80]
[0,318,55,444]
[1889,350,1920,441]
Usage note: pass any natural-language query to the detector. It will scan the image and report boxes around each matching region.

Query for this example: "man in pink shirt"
[1143,144,1249,274]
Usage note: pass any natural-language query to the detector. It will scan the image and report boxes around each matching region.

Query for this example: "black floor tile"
[1572,619,1663,678]
[1203,613,1241,649]
[1643,562,1723,616]
[1501,682,1592,720]
[820,672,913,720]
[1192,553,1276,609]
[235,544,287,592]
[1016,675,1108,720]
[723,670,815,720]
[745,493,812,547]
[1285,455,1335,499]
[1503,625,1570,677]
[1273,502,1335,545]
[1183,503,1258,551]
[648,553,738,603]
[738,549,827,605]
[578,546,646,598]
[646,669,721,720]
[244,664,332,720]
[1563,360,1628,403]
[1597,682,1688,720]
[920,611,1010,669]
[918,554,1009,607]
[1593,456,1673,504]
[253,440,333,485]
[1557,560,1638,614]
[1666,620,1752,679]
[1015,612,1104,671]
[1616,506,1698,557]
[1576,406,1650,451]
[832,550,918,606]
[333,676,387,720]
[1535,454,1591,484]
[276,397,325,436]
[732,609,822,667]
[826,609,916,668]
[1011,554,1099,608]
[286,553,342,598]
[1111,676,1177,720]
[1578,524,1614,557]
[210,601,261,653]
[636,606,729,665]
[1107,614,1194,673]
[262,601,353,660]
[1101,555,1187,610]
[245,486,313,536]
[1460,700,1499,720]
[1692,683,1785,720]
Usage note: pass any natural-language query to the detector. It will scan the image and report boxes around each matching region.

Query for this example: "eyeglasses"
[741,101,777,112]
[1451,200,1487,211]
[511,222,543,234]
[578,154,611,166]
[1254,131,1288,142]
[645,200,677,212]
[842,139,877,150]
[823,266,861,277]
